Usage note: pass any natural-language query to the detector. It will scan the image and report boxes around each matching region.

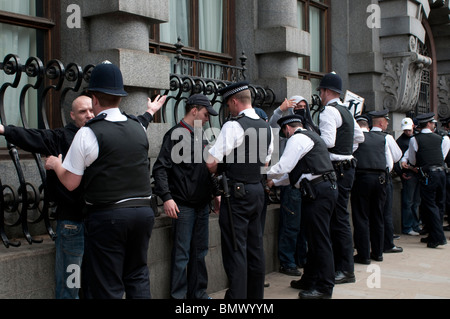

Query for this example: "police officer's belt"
[86,198,152,212]
[425,165,445,173]
[309,172,337,186]
[356,169,387,175]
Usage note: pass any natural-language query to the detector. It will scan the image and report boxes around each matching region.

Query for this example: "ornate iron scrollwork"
[0,54,91,247]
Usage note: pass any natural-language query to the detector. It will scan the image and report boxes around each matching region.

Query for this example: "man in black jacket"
[0,93,93,299]
[152,94,220,299]
[1,91,162,299]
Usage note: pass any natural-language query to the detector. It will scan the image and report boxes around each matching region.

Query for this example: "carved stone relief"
[438,75,450,119]
[381,36,432,113]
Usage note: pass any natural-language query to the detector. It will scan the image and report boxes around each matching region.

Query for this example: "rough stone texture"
[81,0,168,22]
[0,206,281,299]
[255,27,310,57]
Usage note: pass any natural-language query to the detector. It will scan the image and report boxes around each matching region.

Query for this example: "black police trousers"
[300,179,338,295]
[83,206,155,299]
[420,170,446,244]
[351,172,387,259]
[331,165,356,273]
[219,182,265,299]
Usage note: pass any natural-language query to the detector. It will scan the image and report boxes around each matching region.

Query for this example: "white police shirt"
[401,128,450,166]
[370,127,402,172]
[319,98,365,161]
[267,128,321,188]
[209,107,274,164]
[62,108,132,175]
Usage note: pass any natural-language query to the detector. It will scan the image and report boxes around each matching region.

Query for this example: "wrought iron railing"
[161,38,276,129]
[0,46,278,248]
[0,54,95,248]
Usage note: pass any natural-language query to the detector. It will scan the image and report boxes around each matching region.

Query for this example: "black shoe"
[384,246,403,253]
[443,225,450,231]
[354,254,371,265]
[419,228,429,235]
[335,271,356,284]
[393,234,401,240]
[290,279,309,290]
[298,289,332,299]
[264,281,270,288]
[370,253,383,262]
[279,266,302,276]
[421,237,429,243]
[427,240,447,248]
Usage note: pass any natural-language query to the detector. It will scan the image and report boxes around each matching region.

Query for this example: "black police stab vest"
[415,133,444,168]
[289,130,335,186]
[225,115,272,183]
[353,131,386,171]
[84,115,152,205]
[327,103,354,155]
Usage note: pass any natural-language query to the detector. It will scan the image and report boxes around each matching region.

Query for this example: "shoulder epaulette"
[85,113,107,126]
[226,113,245,122]
[122,112,140,123]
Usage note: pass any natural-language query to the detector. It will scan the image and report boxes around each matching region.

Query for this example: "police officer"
[439,117,450,231]
[369,110,403,254]
[351,115,388,264]
[316,72,365,284]
[45,62,163,298]
[401,113,450,248]
[206,81,273,299]
[267,114,338,299]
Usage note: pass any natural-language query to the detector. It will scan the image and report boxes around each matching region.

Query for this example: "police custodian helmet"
[317,72,343,94]
[88,61,128,97]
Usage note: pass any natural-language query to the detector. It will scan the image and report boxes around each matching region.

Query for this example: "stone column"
[235,0,311,103]
[345,0,385,114]
[430,2,450,119]
[61,0,171,116]
[379,0,432,123]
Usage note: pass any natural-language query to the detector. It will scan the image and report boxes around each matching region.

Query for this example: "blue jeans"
[55,220,84,299]
[401,173,421,233]
[170,204,210,299]
[278,186,306,269]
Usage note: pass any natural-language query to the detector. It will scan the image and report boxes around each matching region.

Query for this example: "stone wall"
[0,204,280,299]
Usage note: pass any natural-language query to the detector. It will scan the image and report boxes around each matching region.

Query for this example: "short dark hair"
[91,91,121,107]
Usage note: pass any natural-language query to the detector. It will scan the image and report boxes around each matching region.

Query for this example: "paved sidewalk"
[210,231,450,299]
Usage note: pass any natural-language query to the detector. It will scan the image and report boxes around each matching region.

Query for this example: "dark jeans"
[278,185,307,268]
[401,173,421,233]
[170,204,210,299]
[83,207,154,299]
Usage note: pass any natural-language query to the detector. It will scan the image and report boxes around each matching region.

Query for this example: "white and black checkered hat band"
[222,85,249,100]
[280,118,302,126]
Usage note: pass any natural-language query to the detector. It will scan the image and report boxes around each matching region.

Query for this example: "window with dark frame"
[0,0,61,142]
[149,0,236,72]
[297,0,330,91]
